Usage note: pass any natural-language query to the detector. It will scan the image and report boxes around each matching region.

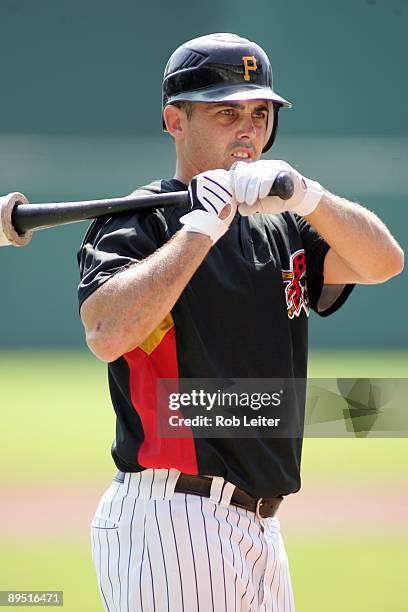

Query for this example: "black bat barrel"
[12,172,294,234]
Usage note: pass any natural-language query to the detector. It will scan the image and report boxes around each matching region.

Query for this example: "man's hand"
[180,170,237,244]
[231,160,323,217]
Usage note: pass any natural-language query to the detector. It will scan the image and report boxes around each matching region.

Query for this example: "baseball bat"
[0,172,294,247]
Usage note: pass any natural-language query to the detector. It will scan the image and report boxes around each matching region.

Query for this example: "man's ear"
[163,105,185,140]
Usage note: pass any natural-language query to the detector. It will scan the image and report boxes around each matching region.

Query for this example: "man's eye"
[220,109,234,116]
[253,111,268,120]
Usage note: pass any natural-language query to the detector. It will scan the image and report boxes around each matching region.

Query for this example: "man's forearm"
[80,230,211,362]
[304,190,404,281]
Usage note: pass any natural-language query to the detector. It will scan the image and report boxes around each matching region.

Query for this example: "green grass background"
[0,349,407,611]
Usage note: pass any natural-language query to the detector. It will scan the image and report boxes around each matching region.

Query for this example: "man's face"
[180,99,272,174]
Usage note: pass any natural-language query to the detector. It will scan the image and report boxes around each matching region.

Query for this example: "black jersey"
[78,178,354,497]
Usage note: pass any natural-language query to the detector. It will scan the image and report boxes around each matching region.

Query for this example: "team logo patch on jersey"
[281,250,310,319]
[242,56,257,81]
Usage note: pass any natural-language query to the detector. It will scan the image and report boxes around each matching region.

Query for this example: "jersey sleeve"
[295,215,355,317]
[77,207,167,309]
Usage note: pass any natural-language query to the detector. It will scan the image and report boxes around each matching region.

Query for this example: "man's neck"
[173,155,201,186]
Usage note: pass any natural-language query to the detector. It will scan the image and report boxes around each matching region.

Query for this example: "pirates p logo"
[242,56,257,81]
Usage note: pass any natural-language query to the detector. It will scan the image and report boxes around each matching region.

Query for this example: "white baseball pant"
[91,468,295,611]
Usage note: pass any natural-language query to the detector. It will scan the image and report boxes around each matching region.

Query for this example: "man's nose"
[236,115,257,139]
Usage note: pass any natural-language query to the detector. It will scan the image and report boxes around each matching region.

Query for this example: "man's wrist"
[302,187,328,220]
[180,210,229,244]
[178,226,213,247]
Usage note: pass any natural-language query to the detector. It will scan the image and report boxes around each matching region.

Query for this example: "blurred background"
[0,0,406,610]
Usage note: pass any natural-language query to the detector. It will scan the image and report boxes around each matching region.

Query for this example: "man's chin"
[225,158,254,170]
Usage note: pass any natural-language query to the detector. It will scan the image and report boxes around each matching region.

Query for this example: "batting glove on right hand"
[180,170,236,244]
[232,160,323,217]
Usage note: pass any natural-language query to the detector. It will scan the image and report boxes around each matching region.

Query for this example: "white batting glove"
[231,160,323,217]
[180,170,237,244]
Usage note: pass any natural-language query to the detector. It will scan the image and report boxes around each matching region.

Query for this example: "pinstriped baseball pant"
[91,468,295,612]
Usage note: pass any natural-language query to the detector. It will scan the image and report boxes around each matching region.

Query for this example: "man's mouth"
[231,149,253,161]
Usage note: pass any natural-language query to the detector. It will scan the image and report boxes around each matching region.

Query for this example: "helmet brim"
[167,84,292,108]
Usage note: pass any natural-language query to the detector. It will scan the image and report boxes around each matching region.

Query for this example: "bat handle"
[269,171,294,200]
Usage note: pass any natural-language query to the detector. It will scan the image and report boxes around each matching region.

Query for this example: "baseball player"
[77,33,403,611]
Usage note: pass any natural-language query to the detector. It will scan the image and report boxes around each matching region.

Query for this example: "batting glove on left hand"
[180,170,236,244]
[231,160,323,217]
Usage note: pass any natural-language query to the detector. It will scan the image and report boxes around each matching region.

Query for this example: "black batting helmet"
[162,33,291,152]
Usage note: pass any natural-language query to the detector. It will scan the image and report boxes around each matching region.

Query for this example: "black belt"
[115,471,283,519]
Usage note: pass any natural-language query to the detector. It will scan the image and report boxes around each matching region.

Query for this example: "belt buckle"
[255,497,264,519]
